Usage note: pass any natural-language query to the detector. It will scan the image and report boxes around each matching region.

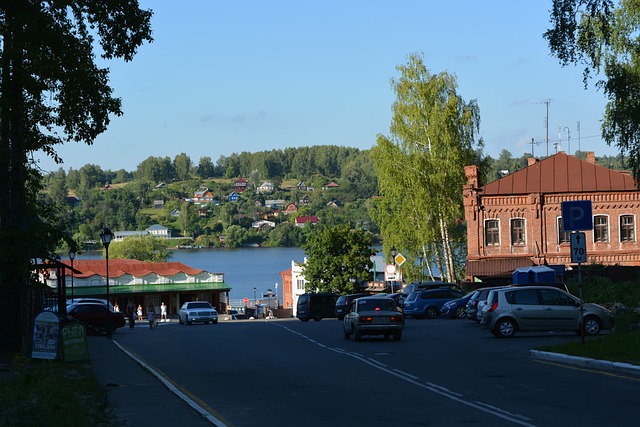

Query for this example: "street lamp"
[275,282,279,309]
[349,277,356,292]
[68,249,76,302]
[100,226,114,339]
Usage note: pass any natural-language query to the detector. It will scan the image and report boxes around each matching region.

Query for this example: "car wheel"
[393,330,402,341]
[492,318,516,338]
[313,313,322,321]
[454,306,466,319]
[212,319,218,324]
[425,307,438,319]
[583,316,602,336]
[300,318,309,322]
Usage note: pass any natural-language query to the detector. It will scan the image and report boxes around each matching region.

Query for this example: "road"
[111,317,639,427]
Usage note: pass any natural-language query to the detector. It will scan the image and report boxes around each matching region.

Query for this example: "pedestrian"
[161,302,167,322]
[126,299,135,330]
[114,303,120,312]
[137,304,143,322]
[147,304,156,328]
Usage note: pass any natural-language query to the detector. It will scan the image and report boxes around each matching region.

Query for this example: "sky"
[34,0,619,173]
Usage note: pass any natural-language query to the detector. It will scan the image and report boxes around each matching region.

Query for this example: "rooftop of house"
[480,152,637,196]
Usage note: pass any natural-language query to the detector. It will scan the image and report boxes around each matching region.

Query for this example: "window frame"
[557,216,570,244]
[593,215,609,243]
[510,218,526,246]
[485,219,500,246]
[620,214,635,242]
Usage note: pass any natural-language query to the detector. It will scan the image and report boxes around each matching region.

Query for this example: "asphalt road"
[111,317,639,427]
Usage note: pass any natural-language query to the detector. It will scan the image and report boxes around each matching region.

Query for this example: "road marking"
[112,340,229,426]
[534,359,640,382]
[274,323,538,427]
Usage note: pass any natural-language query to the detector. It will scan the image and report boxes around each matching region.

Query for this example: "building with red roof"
[463,152,640,280]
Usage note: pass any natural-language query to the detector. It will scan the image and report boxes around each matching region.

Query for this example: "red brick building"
[463,152,640,281]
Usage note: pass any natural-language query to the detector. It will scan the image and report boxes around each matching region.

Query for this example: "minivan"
[297,292,339,322]
[483,286,614,338]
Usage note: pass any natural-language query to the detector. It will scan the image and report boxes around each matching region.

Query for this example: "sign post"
[562,201,593,344]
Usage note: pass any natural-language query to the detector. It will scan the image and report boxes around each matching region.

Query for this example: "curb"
[530,350,640,376]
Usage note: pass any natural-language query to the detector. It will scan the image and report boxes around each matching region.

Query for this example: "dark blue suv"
[403,288,466,319]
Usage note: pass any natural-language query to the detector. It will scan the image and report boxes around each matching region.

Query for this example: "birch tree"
[370,53,481,282]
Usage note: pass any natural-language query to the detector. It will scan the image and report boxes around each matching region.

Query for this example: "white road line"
[274,323,538,427]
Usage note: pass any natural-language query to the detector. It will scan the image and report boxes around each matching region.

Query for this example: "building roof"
[71,259,208,279]
[466,257,535,277]
[481,152,637,195]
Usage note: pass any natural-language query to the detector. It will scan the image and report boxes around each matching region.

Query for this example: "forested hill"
[42,145,629,251]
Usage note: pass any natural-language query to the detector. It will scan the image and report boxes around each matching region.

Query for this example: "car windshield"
[187,302,212,309]
[357,299,395,312]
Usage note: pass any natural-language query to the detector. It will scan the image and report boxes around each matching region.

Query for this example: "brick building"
[463,152,640,281]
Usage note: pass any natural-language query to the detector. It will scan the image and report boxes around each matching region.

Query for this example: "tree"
[174,152,193,181]
[301,224,375,294]
[0,1,152,352]
[370,53,482,282]
[197,156,216,179]
[544,0,640,182]
[108,235,171,262]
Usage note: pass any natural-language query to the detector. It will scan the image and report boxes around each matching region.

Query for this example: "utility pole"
[544,99,550,156]
[577,121,581,154]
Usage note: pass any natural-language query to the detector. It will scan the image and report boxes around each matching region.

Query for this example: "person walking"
[126,299,135,330]
[137,305,143,322]
[161,302,167,322]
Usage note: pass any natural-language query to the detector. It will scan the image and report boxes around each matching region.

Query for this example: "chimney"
[465,165,479,188]
[527,157,538,166]
[586,151,596,164]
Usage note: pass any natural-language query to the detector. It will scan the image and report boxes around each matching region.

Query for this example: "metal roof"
[481,152,637,195]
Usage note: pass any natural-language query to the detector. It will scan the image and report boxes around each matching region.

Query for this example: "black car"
[335,293,370,320]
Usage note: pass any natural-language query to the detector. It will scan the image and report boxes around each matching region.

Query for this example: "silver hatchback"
[484,286,614,338]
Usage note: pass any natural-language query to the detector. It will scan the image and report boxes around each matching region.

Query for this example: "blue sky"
[35,0,617,173]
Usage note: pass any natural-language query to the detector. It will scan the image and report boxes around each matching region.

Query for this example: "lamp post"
[275,282,279,309]
[100,226,114,339]
[69,249,76,302]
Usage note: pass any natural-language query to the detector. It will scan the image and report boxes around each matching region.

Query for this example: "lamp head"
[390,246,397,257]
[100,227,114,247]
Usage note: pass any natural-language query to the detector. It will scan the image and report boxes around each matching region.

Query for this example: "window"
[511,218,525,245]
[594,215,609,242]
[557,217,570,244]
[506,289,540,305]
[485,220,499,246]
[620,215,635,242]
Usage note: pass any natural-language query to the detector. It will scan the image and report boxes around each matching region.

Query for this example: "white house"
[291,258,308,317]
[146,224,171,238]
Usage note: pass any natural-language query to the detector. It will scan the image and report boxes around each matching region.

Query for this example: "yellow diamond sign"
[394,253,406,266]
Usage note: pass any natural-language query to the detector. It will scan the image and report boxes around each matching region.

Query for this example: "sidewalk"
[87,336,223,426]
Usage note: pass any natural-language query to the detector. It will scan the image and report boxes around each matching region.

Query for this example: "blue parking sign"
[561,201,593,231]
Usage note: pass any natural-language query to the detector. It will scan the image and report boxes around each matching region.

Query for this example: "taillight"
[390,316,402,323]
[487,301,498,312]
[359,316,373,323]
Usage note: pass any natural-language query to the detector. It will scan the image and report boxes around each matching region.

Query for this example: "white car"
[178,301,218,325]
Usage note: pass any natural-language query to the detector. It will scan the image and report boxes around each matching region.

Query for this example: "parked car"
[483,286,614,338]
[335,293,370,320]
[466,286,505,322]
[178,301,218,325]
[403,288,466,319]
[228,309,247,320]
[66,302,126,335]
[385,293,405,309]
[297,292,339,321]
[343,296,404,341]
[401,282,464,299]
[439,291,475,319]
[67,298,114,311]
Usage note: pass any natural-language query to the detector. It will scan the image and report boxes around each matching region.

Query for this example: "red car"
[67,302,126,335]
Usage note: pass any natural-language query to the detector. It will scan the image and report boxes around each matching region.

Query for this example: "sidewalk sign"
[31,311,60,360]
[61,323,89,362]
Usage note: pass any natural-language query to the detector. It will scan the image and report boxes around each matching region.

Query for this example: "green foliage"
[301,224,375,294]
[108,235,172,262]
[545,0,640,181]
[371,53,482,282]
[566,274,640,308]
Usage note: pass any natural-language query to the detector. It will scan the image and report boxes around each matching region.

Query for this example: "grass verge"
[0,354,116,426]
[538,312,640,366]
